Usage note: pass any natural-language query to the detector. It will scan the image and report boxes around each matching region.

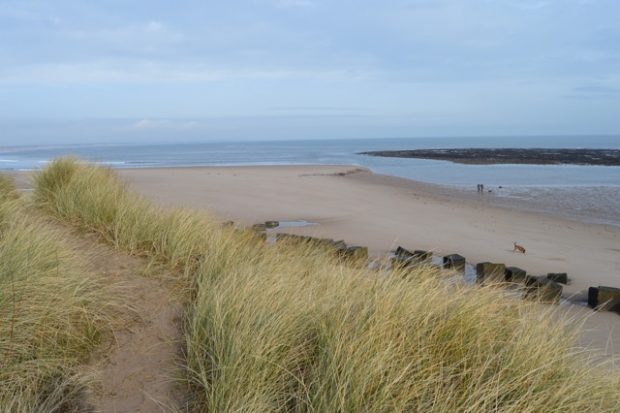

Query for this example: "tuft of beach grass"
[0,173,122,412]
[0,174,18,200]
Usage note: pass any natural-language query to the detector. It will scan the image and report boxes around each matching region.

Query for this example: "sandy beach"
[114,166,618,291]
[13,165,620,359]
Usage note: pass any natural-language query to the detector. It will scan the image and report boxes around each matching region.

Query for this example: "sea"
[1,135,620,227]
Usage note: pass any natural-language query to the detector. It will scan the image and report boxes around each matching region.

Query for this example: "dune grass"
[0,174,18,200]
[34,158,620,412]
[33,158,214,274]
[0,174,120,412]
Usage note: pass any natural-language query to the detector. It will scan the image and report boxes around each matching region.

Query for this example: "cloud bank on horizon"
[0,0,619,144]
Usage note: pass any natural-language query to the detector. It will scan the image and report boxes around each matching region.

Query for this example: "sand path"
[70,230,184,412]
[10,173,187,410]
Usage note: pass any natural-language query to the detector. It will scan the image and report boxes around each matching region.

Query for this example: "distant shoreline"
[359,148,620,166]
[12,163,620,228]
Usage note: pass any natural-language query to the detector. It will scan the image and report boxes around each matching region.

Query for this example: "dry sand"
[116,165,620,361]
[116,166,619,293]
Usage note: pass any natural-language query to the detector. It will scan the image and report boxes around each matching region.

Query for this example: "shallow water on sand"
[276,220,319,228]
[488,186,620,227]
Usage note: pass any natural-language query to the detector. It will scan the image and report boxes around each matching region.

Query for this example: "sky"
[1,0,619,145]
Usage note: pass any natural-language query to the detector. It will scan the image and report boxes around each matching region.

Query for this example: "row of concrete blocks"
[247,220,369,262]
[242,222,620,313]
[394,247,620,311]
[475,262,566,303]
[392,247,566,304]
[271,232,369,263]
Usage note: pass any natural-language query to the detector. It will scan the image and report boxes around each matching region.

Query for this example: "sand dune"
[116,165,620,360]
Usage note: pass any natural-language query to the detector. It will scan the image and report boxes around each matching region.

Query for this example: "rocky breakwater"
[359,148,620,166]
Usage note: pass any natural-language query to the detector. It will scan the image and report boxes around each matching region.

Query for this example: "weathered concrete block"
[476,262,506,283]
[276,233,307,243]
[395,246,410,256]
[413,250,431,262]
[307,238,339,249]
[524,275,538,286]
[588,287,598,308]
[265,220,279,229]
[597,287,620,312]
[392,248,431,269]
[252,223,267,231]
[443,254,466,271]
[524,276,562,303]
[546,273,568,285]
[277,233,336,250]
[505,266,527,283]
[394,247,430,261]
[588,286,620,312]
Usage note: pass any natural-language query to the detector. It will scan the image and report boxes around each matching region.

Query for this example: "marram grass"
[34,159,620,412]
[0,175,120,412]
[0,174,18,200]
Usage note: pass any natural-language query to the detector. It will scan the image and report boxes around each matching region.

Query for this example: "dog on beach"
[513,242,526,254]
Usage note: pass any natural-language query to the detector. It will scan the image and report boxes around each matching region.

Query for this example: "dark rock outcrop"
[359,148,620,166]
